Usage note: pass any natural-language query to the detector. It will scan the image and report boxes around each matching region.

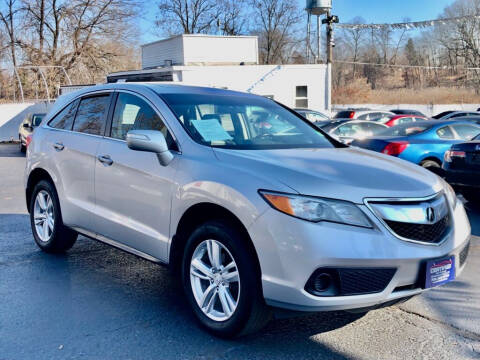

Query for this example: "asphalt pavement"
[0,144,479,360]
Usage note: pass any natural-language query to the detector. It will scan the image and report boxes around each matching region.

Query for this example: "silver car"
[25,83,471,338]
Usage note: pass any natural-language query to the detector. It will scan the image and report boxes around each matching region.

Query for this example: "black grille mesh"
[384,215,451,244]
[337,268,396,296]
[459,242,470,267]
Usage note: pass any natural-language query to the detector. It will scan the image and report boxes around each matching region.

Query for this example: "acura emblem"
[426,207,435,223]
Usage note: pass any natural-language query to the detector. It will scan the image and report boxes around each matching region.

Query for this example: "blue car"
[352,120,480,172]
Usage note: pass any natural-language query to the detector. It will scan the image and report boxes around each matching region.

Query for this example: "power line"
[334,60,480,71]
[336,15,480,30]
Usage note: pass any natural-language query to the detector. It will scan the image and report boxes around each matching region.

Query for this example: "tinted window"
[334,111,354,119]
[398,117,413,125]
[48,100,79,130]
[451,124,480,140]
[73,95,110,135]
[363,122,388,135]
[450,112,468,118]
[161,93,334,150]
[436,126,455,139]
[111,93,176,149]
[303,111,328,122]
[379,124,431,136]
[433,111,453,119]
[334,123,362,137]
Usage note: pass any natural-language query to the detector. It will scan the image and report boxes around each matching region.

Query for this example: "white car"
[335,110,395,123]
[25,83,471,337]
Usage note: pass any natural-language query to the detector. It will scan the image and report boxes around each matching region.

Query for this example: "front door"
[94,91,178,262]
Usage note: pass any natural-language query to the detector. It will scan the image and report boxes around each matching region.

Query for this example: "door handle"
[97,155,113,166]
[53,142,64,151]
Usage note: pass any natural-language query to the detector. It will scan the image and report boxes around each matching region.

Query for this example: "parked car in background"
[317,119,388,144]
[443,116,480,126]
[24,83,471,337]
[333,108,370,119]
[390,109,427,117]
[18,113,46,152]
[351,120,480,172]
[443,133,480,202]
[294,108,329,123]
[384,115,428,127]
[432,111,480,120]
[334,110,394,122]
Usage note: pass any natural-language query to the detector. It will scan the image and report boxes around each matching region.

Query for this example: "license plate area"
[425,256,455,289]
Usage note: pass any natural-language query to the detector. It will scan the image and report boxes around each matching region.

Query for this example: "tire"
[420,159,443,175]
[29,180,77,253]
[19,137,25,153]
[181,220,271,338]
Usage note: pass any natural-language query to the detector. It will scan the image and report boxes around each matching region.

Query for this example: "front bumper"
[249,198,471,312]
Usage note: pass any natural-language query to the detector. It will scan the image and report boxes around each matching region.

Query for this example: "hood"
[213,147,443,204]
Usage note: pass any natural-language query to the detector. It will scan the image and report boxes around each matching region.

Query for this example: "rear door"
[93,91,179,262]
[47,93,112,231]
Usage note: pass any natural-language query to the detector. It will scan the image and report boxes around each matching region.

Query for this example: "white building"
[108,34,328,112]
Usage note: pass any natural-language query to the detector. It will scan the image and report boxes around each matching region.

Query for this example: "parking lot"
[0,143,479,360]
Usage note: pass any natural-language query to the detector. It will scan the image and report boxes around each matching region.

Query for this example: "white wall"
[141,35,258,69]
[179,64,327,111]
[335,103,480,117]
[0,103,51,142]
[182,35,258,65]
[142,36,184,69]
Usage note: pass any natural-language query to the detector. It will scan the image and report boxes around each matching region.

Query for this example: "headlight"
[259,191,372,228]
[444,182,457,209]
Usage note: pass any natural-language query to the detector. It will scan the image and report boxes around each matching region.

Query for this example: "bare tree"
[155,0,220,35]
[218,0,248,35]
[20,1,137,72]
[0,0,20,67]
[251,0,301,64]
[342,16,366,78]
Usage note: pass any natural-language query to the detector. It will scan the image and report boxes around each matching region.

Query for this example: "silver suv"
[25,84,471,337]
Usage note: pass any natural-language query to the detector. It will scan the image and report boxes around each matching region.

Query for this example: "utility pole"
[316,15,321,63]
[323,12,339,113]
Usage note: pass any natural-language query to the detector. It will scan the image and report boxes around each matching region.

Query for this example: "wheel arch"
[26,168,55,213]
[419,156,442,166]
[169,202,262,280]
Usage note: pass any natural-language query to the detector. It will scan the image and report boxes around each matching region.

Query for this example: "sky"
[139,0,457,44]
[329,0,454,24]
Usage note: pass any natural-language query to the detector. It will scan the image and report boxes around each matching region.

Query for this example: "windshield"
[378,123,431,136]
[161,93,334,150]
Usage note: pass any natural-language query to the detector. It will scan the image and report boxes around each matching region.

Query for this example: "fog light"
[313,273,332,292]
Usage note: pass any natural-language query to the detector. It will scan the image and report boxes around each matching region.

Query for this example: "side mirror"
[126,130,174,166]
[23,123,31,129]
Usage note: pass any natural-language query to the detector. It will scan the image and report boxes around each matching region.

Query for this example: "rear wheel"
[29,180,77,253]
[19,137,25,153]
[420,159,443,175]
[182,220,271,338]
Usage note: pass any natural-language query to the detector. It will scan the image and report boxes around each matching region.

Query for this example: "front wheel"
[182,220,271,338]
[30,180,77,253]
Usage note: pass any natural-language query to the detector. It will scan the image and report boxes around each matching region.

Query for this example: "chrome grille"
[384,214,450,244]
[366,193,452,245]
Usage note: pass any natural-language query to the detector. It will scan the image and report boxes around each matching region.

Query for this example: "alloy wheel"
[190,239,240,322]
[33,190,55,242]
